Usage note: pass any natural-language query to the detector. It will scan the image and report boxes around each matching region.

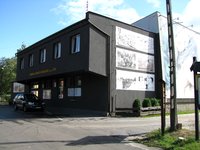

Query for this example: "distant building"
[15,11,161,115]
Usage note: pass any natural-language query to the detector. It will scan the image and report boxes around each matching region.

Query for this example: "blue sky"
[0,0,199,58]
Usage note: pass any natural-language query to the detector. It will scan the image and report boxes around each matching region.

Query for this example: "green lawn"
[135,129,200,150]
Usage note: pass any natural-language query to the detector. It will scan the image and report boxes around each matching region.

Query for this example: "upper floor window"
[71,34,80,54]
[40,49,46,63]
[53,42,61,59]
[20,58,24,70]
[29,54,34,67]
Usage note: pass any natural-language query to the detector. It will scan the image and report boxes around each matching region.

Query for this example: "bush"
[142,98,152,108]
[0,94,11,104]
[150,98,159,107]
[157,99,161,106]
[133,99,141,110]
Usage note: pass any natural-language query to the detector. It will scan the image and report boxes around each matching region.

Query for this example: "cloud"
[52,0,140,26]
[183,0,200,32]
[173,0,200,33]
[146,0,160,8]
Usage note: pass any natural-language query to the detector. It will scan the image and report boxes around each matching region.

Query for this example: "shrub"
[142,98,152,108]
[133,99,141,110]
[157,99,161,106]
[0,94,11,104]
[150,98,159,107]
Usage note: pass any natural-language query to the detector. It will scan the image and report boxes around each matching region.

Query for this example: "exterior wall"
[41,73,108,112]
[89,26,108,76]
[133,12,200,99]
[16,17,110,113]
[16,21,90,82]
[82,73,108,111]
[133,12,160,33]
[87,12,160,111]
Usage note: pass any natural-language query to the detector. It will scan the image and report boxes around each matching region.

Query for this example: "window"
[59,79,64,99]
[40,49,46,63]
[43,90,51,99]
[20,58,24,69]
[53,42,61,59]
[67,76,81,97]
[71,34,80,53]
[29,54,34,67]
[31,83,39,97]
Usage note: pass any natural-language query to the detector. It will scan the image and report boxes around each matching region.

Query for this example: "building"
[134,12,200,99]
[15,11,161,115]
[133,12,200,111]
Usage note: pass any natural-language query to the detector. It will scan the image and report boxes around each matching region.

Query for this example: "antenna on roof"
[86,0,88,12]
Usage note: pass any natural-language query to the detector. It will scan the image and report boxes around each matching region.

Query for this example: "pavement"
[0,105,197,150]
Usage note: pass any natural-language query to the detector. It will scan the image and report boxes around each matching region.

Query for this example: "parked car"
[13,93,45,112]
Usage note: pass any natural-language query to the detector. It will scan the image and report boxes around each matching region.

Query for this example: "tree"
[17,42,26,52]
[0,57,17,95]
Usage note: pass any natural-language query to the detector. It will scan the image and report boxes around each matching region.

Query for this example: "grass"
[143,110,195,118]
[135,129,200,150]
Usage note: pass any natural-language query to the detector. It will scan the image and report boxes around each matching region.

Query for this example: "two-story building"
[15,11,161,115]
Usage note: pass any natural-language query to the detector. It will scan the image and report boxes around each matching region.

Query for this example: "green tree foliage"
[0,57,17,95]
[17,43,26,52]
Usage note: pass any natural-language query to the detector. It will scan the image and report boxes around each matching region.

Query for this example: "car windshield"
[25,94,39,102]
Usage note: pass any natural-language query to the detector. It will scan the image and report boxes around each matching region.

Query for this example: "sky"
[0,0,200,58]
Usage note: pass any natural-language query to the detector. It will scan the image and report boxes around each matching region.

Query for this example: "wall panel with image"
[116,69,155,91]
[116,47,154,72]
[115,26,155,92]
[116,26,154,54]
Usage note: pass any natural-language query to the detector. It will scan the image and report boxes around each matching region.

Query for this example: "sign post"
[161,80,166,136]
[190,57,200,141]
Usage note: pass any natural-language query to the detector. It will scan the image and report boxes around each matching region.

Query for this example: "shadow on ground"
[0,135,127,146]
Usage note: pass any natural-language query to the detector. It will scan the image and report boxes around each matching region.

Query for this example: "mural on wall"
[159,15,200,98]
[116,26,154,54]
[116,47,154,72]
[116,69,155,91]
[115,26,155,91]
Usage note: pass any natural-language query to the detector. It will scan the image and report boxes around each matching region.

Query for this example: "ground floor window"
[43,89,51,99]
[67,76,82,97]
[31,83,39,97]
[59,79,64,99]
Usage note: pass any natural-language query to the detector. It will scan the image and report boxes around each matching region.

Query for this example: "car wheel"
[14,104,18,111]
[23,105,27,112]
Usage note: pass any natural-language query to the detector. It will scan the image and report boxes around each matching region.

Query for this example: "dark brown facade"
[15,12,161,115]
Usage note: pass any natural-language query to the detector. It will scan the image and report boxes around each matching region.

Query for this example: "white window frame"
[71,34,80,54]
[54,42,61,59]
[40,49,46,63]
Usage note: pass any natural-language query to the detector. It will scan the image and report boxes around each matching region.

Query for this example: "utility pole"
[166,0,178,131]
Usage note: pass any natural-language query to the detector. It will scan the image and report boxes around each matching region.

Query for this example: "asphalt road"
[0,105,195,150]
